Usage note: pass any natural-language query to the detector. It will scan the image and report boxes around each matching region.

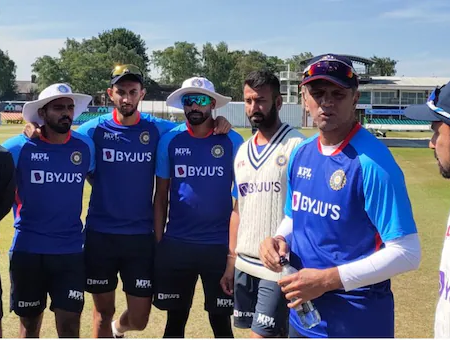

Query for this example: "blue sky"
[1,0,449,81]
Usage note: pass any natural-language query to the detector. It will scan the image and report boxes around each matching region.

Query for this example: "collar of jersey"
[113,108,141,126]
[39,131,71,144]
[186,122,214,138]
[317,122,361,156]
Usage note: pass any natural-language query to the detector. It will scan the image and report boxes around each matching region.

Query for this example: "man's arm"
[220,200,239,296]
[154,177,170,243]
[0,150,15,220]
[229,200,239,257]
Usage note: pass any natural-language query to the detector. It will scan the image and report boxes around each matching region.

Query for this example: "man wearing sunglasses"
[405,81,450,338]
[259,54,421,338]
[153,76,243,337]
[3,83,95,337]
[22,65,232,338]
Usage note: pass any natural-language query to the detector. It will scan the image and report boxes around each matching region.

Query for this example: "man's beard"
[248,103,278,130]
[436,151,450,178]
[118,103,138,117]
[186,110,211,126]
[45,116,72,134]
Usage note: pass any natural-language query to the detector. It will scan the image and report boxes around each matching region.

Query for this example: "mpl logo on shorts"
[30,170,83,184]
[135,279,152,289]
[157,293,180,300]
[174,165,224,178]
[18,300,40,308]
[31,153,49,161]
[256,313,276,328]
[216,298,233,308]
[68,290,83,301]
[102,148,152,163]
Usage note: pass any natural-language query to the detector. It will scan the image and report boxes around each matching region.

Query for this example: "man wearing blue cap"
[405,82,450,338]
[259,54,421,338]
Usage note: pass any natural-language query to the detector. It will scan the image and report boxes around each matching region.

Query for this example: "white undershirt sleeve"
[274,216,293,245]
[337,233,421,291]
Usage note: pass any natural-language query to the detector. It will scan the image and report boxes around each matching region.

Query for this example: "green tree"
[201,42,234,96]
[0,49,17,100]
[285,52,314,73]
[371,56,397,76]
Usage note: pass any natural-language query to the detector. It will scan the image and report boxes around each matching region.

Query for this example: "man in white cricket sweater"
[220,70,305,337]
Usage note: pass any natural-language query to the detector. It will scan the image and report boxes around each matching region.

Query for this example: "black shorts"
[10,251,85,318]
[233,269,289,337]
[84,231,154,298]
[153,238,233,315]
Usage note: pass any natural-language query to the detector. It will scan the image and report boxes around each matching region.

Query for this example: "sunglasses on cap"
[181,94,212,107]
[303,59,356,81]
[111,64,143,79]
[427,85,450,120]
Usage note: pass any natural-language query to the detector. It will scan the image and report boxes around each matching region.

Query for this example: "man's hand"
[23,123,41,139]
[213,116,232,134]
[220,256,236,296]
[278,267,342,309]
[259,236,289,272]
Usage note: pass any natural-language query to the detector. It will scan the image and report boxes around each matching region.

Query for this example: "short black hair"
[244,70,281,96]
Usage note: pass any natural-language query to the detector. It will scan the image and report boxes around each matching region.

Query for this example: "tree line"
[0,28,398,102]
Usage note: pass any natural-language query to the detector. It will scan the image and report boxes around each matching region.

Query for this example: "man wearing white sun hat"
[153,76,243,337]
[2,83,95,338]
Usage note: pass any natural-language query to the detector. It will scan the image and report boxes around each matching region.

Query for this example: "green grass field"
[0,125,442,338]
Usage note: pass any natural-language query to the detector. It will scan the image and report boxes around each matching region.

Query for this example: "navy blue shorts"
[233,268,289,337]
[10,251,85,317]
[84,231,154,298]
[153,237,233,314]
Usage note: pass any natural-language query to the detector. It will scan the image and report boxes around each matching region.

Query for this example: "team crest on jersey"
[276,155,287,167]
[211,145,224,158]
[70,151,82,165]
[330,169,346,191]
[139,131,150,145]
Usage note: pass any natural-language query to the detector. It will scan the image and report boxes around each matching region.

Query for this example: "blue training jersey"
[76,109,176,235]
[3,132,95,254]
[156,123,243,244]
[284,124,417,338]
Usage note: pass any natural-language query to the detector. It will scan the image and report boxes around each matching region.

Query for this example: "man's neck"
[256,120,282,145]
[115,109,139,126]
[320,121,357,146]
[189,118,215,138]
[41,126,69,144]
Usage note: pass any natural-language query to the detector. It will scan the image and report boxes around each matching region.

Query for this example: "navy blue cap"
[301,53,359,89]
[405,82,450,126]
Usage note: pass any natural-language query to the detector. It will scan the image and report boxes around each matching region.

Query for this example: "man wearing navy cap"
[259,54,421,337]
[405,82,450,338]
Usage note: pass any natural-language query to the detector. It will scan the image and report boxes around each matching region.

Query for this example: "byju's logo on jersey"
[30,170,83,184]
[238,182,281,197]
[31,153,49,161]
[102,148,152,163]
[174,165,224,178]
[211,145,225,158]
[71,151,82,165]
[175,148,191,156]
[297,166,312,180]
[292,191,341,220]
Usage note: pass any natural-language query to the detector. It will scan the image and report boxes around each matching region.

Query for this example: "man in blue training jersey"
[3,83,95,338]
[259,54,421,338]
[153,76,243,338]
[24,65,232,338]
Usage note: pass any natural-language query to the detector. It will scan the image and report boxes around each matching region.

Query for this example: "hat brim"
[166,87,231,109]
[111,73,143,85]
[301,75,352,89]
[404,104,447,124]
[22,93,93,126]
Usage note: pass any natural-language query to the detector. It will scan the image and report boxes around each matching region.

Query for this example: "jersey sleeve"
[75,116,101,140]
[148,116,178,137]
[359,155,417,242]
[228,130,245,199]
[2,135,27,167]
[73,132,96,173]
[156,132,174,179]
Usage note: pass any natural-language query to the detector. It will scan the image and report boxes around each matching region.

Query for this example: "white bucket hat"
[22,83,92,125]
[166,77,231,109]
